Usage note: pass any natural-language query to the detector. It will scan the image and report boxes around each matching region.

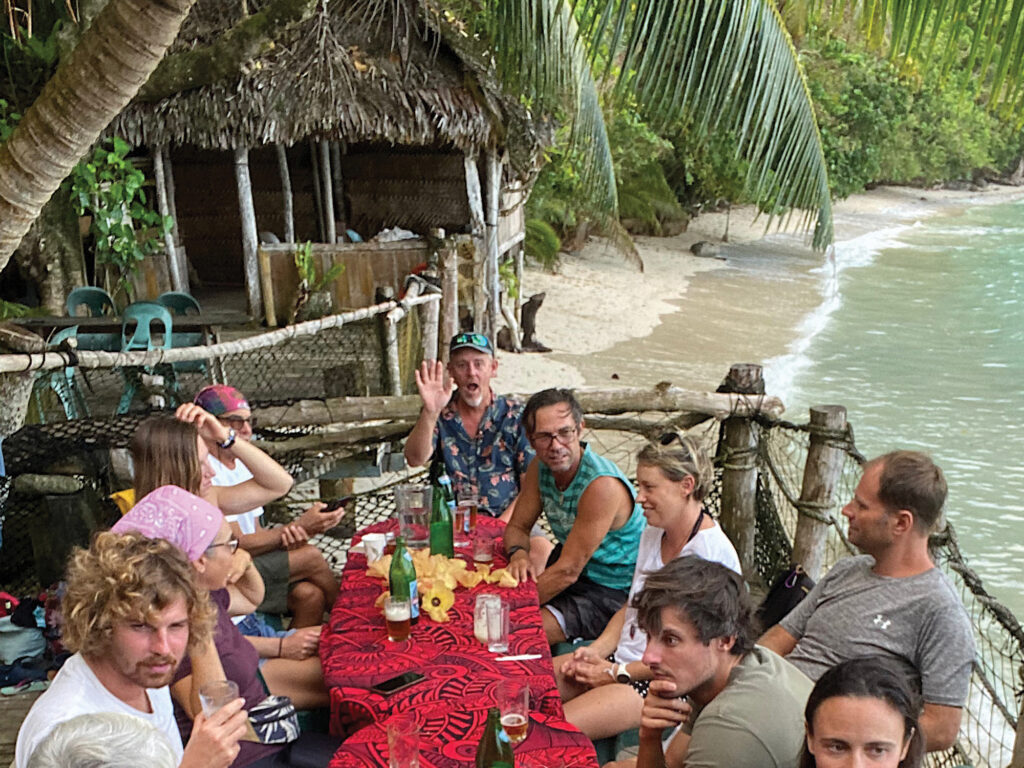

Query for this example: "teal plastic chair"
[65,286,115,317]
[32,326,90,421]
[117,302,178,413]
[157,291,201,316]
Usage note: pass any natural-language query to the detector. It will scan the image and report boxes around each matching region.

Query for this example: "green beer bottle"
[389,535,419,624]
[475,708,514,768]
[429,473,455,557]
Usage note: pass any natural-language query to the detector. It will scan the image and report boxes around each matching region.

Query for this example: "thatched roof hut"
[107,0,546,326]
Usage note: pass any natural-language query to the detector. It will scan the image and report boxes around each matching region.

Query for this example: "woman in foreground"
[802,656,924,768]
[553,433,741,740]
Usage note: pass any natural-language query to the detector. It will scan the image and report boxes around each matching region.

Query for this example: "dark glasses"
[451,332,492,350]
[219,415,258,429]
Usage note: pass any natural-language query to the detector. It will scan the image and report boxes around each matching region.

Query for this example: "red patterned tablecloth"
[321,517,599,768]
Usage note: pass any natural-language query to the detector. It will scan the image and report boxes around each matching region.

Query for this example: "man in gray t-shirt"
[760,451,975,753]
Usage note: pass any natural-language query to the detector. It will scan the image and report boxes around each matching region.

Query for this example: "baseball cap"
[449,332,494,356]
[194,384,249,416]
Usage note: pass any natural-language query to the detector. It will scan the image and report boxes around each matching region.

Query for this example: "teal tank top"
[538,444,645,590]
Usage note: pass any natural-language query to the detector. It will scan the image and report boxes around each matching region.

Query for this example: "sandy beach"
[496,183,1024,401]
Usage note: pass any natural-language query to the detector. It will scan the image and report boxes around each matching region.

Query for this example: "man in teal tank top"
[504,389,645,644]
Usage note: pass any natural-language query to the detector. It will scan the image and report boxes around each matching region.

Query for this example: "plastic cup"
[199,680,239,716]
[386,713,420,768]
[361,533,387,562]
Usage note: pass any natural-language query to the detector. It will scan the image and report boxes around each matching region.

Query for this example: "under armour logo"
[873,614,892,630]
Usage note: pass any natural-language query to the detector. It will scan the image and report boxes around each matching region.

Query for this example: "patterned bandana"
[194,384,249,416]
[112,485,223,561]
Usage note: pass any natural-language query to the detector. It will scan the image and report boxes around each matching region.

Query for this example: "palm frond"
[579,0,833,248]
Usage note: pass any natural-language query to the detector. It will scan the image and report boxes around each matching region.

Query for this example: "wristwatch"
[506,545,527,558]
[218,428,237,449]
[614,662,631,684]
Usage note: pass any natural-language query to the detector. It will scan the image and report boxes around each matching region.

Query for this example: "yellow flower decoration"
[456,569,485,589]
[423,584,455,623]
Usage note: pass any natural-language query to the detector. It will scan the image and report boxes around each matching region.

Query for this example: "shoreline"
[496,183,1024,399]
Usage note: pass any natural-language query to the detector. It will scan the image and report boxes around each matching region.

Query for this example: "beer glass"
[455,488,478,546]
[497,680,530,746]
[385,596,412,642]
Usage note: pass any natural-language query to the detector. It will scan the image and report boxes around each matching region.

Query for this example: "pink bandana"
[112,485,223,562]
[194,385,249,416]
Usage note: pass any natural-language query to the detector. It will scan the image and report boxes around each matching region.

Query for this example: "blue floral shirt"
[433,392,534,516]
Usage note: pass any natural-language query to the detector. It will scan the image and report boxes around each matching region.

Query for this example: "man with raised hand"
[630,556,812,768]
[759,450,975,752]
[504,388,646,644]
[404,332,551,569]
[16,532,246,768]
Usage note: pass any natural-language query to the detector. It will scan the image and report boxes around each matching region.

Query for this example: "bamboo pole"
[0,295,442,373]
[275,145,295,244]
[717,363,764,585]
[514,242,524,322]
[791,405,848,579]
[153,147,186,293]
[440,236,459,360]
[233,147,262,317]
[484,151,501,341]
[248,385,784,430]
[464,155,486,332]
[319,140,336,244]
[258,247,277,327]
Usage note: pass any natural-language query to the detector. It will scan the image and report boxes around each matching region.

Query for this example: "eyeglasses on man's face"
[532,425,578,448]
[206,537,239,554]
[219,415,257,429]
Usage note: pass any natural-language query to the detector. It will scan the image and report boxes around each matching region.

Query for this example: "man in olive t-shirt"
[631,557,812,768]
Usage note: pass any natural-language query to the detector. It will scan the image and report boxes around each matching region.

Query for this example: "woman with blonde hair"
[553,432,741,741]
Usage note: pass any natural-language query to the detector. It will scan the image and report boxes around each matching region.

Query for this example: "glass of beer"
[497,679,530,746]
[457,488,479,535]
[385,596,412,642]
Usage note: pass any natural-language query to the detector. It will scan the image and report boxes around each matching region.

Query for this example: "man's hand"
[295,502,344,536]
[175,403,231,447]
[180,698,247,768]
[641,680,692,734]
[414,360,454,415]
[280,626,322,660]
[506,549,536,583]
[279,523,310,550]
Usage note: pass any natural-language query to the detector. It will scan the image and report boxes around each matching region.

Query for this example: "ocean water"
[557,195,1024,617]
[764,197,1024,616]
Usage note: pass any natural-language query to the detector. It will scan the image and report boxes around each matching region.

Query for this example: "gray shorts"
[544,545,629,641]
[252,549,291,615]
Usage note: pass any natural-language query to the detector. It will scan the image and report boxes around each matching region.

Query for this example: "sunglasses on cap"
[450,332,493,352]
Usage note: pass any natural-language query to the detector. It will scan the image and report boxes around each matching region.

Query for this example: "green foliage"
[498,258,519,299]
[294,241,344,291]
[801,36,909,198]
[524,218,561,271]
[69,137,171,301]
[661,125,751,214]
[0,299,34,320]
[0,98,21,141]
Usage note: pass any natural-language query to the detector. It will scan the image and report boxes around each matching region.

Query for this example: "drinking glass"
[486,596,509,653]
[385,596,412,642]
[455,488,478,546]
[473,534,494,563]
[386,713,420,768]
[394,484,430,548]
[497,680,530,746]
[473,593,500,645]
[199,680,239,717]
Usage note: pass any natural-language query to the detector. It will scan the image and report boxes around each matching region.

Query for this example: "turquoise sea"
[557,193,1024,617]
[767,196,1024,617]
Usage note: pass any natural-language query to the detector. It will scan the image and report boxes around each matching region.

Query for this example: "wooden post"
[791,405,848,579]
[331,141,346,235]
[484,151,501,342]
[275,145,295,244]
[153,147,186,293]
[163,149,185,280]
[514,242,524,322]
[258,247,277,327]
[440,236,459,362]
[319,140,336,244]
[717,363,764,585]
[464,154,486,333]
[233,147,263,317]
[309,140,325,243]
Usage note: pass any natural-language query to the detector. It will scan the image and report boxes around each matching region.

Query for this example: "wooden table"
[320,518,599,768]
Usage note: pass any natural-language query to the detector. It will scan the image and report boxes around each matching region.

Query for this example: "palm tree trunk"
[0,0,197,267]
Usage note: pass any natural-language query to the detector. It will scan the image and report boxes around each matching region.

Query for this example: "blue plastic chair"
[65,286,115,317]
[32,326,90,421]
[117,302,178,413]
[157,291,202,316]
